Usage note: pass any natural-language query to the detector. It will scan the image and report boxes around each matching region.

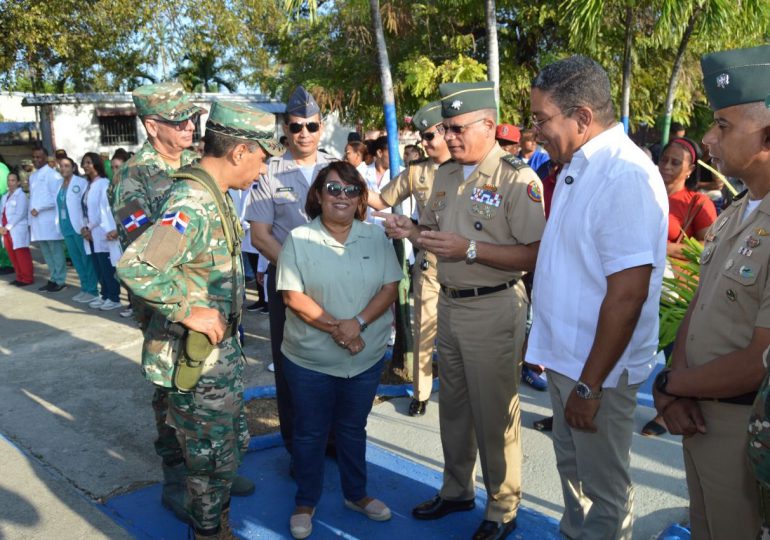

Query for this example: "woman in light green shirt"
[277,161,401,539]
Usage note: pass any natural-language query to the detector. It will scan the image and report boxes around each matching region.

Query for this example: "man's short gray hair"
[532,55,616,125]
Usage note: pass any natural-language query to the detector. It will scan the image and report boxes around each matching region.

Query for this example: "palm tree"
[172,51,238,93]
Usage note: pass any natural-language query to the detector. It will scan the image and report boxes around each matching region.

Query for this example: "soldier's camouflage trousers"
[167,336,250,530]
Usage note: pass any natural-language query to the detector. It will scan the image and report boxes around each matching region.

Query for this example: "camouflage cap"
[439,81,497,118]
[701,44,770,110]
[205,101,283,156]
[132,81,206,121]
[285,86,320,118]
[20,159,32,167]
[411,101,443,132]
[495,124,521,143]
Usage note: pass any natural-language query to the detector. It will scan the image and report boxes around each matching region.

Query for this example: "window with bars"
[98,115,138,145]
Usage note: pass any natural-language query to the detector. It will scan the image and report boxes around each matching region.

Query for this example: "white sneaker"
[76,293,99,304]
[119,307,134,318]
[99,299,123,311]
[268,363,275,372]
[89,298,106,309]
[72,292,85,302]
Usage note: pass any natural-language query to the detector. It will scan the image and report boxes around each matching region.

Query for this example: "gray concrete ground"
[0,255,688,539]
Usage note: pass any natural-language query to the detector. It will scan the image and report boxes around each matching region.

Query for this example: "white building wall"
[51,103,145,164]
[0,93,36,122]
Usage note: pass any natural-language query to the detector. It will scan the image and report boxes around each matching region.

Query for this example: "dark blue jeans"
[90,251,120,302]
[283,354,384,508]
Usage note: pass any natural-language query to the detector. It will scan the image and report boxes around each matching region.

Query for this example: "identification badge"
[276,186,294,193]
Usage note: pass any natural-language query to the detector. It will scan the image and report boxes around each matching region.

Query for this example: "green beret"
[131,81,206,120]
[205,101,283,156]
[439,81,496,118]
[701,44,770,110]
[411,101,443,131]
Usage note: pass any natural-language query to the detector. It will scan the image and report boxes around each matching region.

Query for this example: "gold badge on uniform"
[755,227,769,237]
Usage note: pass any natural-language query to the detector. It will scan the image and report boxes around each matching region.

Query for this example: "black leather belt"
[706,392,757,406]
[440,279,517,299]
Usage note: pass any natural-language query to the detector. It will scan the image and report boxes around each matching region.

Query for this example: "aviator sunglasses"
[325,181,362,198]
[288,121,321,134]
[420,130,438,142]
[151,113,200,131]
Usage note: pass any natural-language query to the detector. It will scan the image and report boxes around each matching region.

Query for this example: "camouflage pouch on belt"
[173,330,214,392]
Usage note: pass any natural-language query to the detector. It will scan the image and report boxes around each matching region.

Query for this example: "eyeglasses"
[288,121,321,134]
[324,181,362,198]
[530,107,576,130]
[436,118,485,136]
[420,130,439,142]
[151,114,200,130]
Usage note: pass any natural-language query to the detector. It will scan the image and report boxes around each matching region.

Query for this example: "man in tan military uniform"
[654,44,770,539]
[369,101,450,416]
[379,81,545,540]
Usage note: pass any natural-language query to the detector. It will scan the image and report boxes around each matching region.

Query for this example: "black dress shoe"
[471,518,517,540]
[14,281,32,287]
[409,398,427,416]
[412,494,475,520]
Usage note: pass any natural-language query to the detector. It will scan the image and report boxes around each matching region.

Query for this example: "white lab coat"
[56,175,89,234]
[83,177,122,263]
[28,165,63,242]
[1,189,30,248]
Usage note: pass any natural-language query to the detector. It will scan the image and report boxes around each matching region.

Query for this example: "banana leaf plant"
[658,235,703,354]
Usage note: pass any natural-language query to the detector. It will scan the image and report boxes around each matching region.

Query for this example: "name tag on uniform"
[277,187,294,193]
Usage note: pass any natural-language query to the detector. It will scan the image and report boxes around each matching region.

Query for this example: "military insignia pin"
[451,100,463,110]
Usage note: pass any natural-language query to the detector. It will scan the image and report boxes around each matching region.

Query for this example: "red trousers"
[3,233,33,284]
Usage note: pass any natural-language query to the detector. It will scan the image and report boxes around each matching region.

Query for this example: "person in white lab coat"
[29,147,66,291]
[80,153,122,311]
[0,172,34,285]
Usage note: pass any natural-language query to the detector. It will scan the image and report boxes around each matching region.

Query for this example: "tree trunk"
[620,5,634,133]
[485,0,500,113]
[369,0,412,370]
[661,5,701,146]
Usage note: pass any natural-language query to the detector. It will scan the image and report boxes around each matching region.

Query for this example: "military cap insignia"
[451,100,463,110]
[161,210,190,234]
[122,209,150,232]
[421,119,428,127]
[527,181,542,203]
[716,73,730,88]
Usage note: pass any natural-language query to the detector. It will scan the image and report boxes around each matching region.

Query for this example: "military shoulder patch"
[527,181,543,203]
[160,210,191,234]
[142,224,186,270]
[116,199,152,243]
[501,153,529,170]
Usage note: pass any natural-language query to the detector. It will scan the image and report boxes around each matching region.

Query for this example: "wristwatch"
[575,381,603,400]
[355,315,368,332]
[465,239,477,264]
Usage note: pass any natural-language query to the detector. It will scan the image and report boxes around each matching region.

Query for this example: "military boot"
[230,475,255,497]
[161,462,191,524]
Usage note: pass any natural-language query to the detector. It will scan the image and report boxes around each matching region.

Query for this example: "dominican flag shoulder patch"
[121,210,149,232]
[161,211,190,234]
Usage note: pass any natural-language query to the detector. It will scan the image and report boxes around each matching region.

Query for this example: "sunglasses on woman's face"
[288,121,321,134]
[324,181,362,198]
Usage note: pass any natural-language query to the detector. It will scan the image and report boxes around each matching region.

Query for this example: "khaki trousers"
[548,369,637,540]
[683,401,760,540]
[437,286,526,523]
[412,251,439,402]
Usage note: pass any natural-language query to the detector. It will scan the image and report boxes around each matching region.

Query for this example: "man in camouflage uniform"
[110,83,255,521]
[368,101,450,416]
[118,101,282,538]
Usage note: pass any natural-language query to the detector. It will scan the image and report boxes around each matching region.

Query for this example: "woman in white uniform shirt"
[0,172,34,285]
[57,157,99,303]
[80,153,122,311]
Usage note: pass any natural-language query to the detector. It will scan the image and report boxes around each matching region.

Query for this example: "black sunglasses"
[288,121,321,134]
[420,130,438,142]
[151,114,200,130]
[325,181,362,198]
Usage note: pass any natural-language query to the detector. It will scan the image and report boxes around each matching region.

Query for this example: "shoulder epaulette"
[501,153,529,171]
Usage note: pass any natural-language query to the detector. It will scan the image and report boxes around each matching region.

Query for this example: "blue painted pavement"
[104,443,560,539]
